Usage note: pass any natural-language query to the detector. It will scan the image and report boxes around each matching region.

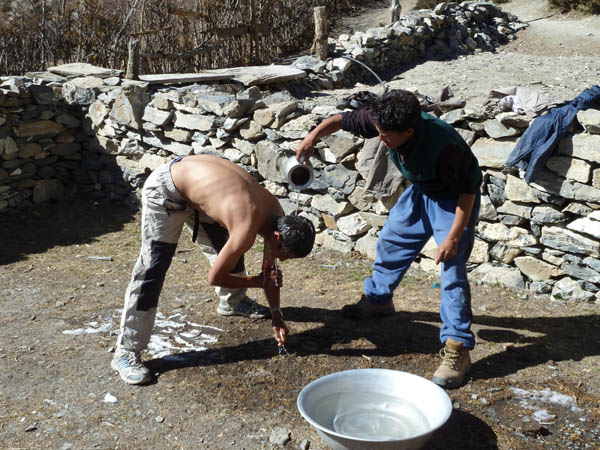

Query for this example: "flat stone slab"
[47,63,124,78]
[139,65,306,87]
[41,63,306,87]
[139,72,232,85]
[25,71,68,82]
[471,137,518,169]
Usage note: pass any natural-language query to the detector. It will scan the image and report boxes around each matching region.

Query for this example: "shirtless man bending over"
[112,155,315,385]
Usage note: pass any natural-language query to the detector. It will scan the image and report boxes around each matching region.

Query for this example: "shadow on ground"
[0,198,136,265]
[146,306,600,384]
[428,409,498,449]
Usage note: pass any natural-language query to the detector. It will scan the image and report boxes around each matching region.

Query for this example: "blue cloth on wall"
[506,85,600,183]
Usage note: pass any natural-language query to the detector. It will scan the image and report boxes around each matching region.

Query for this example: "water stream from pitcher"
[294,189,300,215]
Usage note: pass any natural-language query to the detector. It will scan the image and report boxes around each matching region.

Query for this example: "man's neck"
[258,216,278,238]
[392,132,416,161]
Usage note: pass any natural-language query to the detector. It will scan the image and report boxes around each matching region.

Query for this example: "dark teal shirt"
[341,109,482,197]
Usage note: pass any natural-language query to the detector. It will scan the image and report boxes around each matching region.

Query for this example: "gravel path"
[327,0,600,109]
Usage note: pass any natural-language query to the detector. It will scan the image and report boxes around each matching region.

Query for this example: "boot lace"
[439,348,462,369]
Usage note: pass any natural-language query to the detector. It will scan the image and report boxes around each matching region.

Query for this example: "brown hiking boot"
[432,338,471,388]
[341,295,395,319]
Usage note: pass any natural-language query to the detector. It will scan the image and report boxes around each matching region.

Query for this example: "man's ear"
[273,231,282,248]
[405,127,415,138]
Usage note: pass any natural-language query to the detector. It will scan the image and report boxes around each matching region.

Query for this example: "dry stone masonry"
[294,1,527,89]
[1,2,598,303]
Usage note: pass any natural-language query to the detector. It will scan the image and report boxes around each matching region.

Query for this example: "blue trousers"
[364,185,480,349]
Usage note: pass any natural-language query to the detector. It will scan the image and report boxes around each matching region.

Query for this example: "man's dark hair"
[273,215,315,258]
[373,89,421,132]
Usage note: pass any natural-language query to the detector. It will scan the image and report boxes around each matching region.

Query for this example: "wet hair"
[273,215,316,258]
[373,89,421,132]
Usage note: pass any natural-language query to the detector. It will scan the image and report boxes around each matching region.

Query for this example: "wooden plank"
[138,72,233,84]
[138,65,306,86]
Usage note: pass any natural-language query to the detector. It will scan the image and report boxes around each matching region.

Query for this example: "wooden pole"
[126,38,140,80]
[390,0,402,24]
[313,6,328,61]
[250,0,260,64]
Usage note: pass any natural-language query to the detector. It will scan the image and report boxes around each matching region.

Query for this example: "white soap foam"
[511,388,581,412]
[146,311,223,359]
[532,409,556,423]
[63,318,113,335]
[62,310,223,359]
[511,387,582,423]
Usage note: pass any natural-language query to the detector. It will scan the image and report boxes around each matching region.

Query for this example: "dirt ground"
[1,1,600,450]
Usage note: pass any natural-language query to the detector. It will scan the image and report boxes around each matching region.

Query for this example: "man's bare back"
[170,155,283,236]
[169,155,286,288]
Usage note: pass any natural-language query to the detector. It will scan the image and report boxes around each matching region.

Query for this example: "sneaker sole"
[216,308,239,316]
[216,307,270,319]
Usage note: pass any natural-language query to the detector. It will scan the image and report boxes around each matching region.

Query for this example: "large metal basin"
[297,369,452,450]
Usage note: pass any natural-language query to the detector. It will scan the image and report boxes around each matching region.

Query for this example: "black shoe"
[336,90,378,110]
[341,295,395,318]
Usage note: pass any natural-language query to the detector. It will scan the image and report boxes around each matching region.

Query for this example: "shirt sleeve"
[437,144,482,194]
[340,108,379,139]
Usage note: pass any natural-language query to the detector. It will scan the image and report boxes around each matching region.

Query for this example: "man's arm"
[435,193,476,264]
[296,108,380,163]
[207,233,264,288]
[262,264,287,345]
[296,114,342,162]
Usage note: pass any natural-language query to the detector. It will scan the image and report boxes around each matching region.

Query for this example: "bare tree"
[0,0,370,76]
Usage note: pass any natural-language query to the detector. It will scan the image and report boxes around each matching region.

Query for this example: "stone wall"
[292,1,527,90]
[1,2,599,303]
[444,109,600,303]
[0,76,133,207]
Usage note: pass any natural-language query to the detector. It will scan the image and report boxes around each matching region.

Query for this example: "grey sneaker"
[111,349,151,385]
[217,297,270,319]
[432,338,471,388]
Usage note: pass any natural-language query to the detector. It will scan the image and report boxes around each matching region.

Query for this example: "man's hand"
[295,136,315,164]
[435,193,476,264]
[265,265,282,288]
[435,237,459,264]
[296,114,343,164]
[271,311,288,346]
[252,265,282,289]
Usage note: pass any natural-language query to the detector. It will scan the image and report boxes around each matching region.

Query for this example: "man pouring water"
[295,89,482,388]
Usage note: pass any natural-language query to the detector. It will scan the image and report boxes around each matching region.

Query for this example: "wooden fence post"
[390,0,402,24]
[250,0,260,64]
[126,38,140,80]
[313,6,328,61]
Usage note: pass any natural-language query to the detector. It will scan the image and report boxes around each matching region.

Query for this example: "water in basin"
[311,391,431,441]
